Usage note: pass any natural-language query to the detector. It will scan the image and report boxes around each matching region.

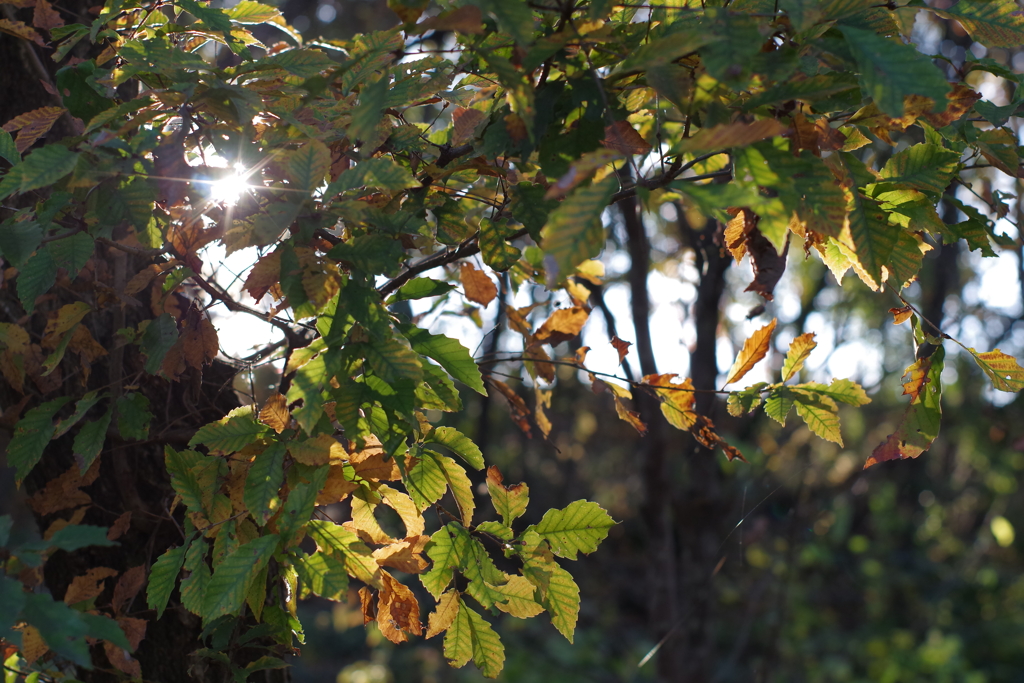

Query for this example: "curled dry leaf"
[2,104,63,151]
[378,571,422,643]
[725,318,777,386]
[111,565,146,615]
[889,306,913,325]
[602,121,652,155]
[33,0,63,31]
[487,378,532,435]
[674,118,789,155]
[610,336,631,365]
[107,511,132,541]
[244,251,281,303]
[459,262,497,306]
[534,307,589,346]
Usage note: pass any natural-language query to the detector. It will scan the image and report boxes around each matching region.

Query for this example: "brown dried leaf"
[610,336,631,365]
[43,506,87,539]
[2,105,63,151]
[103,641,141,679]
[745,226,789,301]
[107,511,132,541]
[116,616,147,650]
[602,121,651,155]
[316,464,359,505]
[111,566,145,616]
[64,566,118,605]
[377,571,422,643]
[0,18,45,47]
[417,4,483,34]
[28,459,100,516]
[504,112,528,143]
[675,118,789,155]
[534,387,553,437]
[452,107,487,146]
[33,0,63,30]
[790,113,820,155]
[244,251,281,303]
[373,535,430,574]
[725,318,777,386]
[289,434,345,467]
[523,342,555,383]
[69,325,107,364]
[349,435,400,480]
[180,313,218,370]
[612,393,647,436]
[889,306,913,325]
[534,307,589,346]
[358,586,376,624]
[459,262,497,306]
[921,83,981,129]
[724,208,757,263]
[258,393,290,434]
[488,378,532,435]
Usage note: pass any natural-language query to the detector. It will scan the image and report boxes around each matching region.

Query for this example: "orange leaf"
[0,18,45,47]
[349,435,400,480]
[612,393,647,436]
[372,535,430,574]
[358,586,376,624]
[258,393,291,434]
[460,262,497,306]
[921,83,980,129]
[244,251,281,303]
[602,121,651,155]
[181,313,219,370]
[103,641,142,679]
[426,590,460,638]
[725,318,777,386]
[20,626,48,665]
[534,307,589,346]
[452,107,487,146]
[33,0,63,30]
[644,373,696,430]
[64,566,118,605]
[724,208,756,263]
[316,462,359,505]
[901,357,932,402]
[28,459,100,516]
[674,119,788,155]
[610,336,631,365]
[417,4,484,33]
[889,306,913,325]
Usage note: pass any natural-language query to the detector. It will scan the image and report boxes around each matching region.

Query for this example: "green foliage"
[4,0,1024,678]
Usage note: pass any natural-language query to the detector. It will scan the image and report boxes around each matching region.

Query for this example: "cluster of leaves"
[3,0,1024,678]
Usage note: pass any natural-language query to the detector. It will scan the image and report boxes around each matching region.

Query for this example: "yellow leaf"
[379,484,425,538]
[41,302,91,350]
[781,332,816,382]
[534,307,589,346]
[643,374,696,431]
[426,589,461,638]
[725,318,777,386]
[969,348,1024,392]
[288,434,345,467]
[373,534,430,574]
[889,306,913,325]
[492,575,545,619]
[258,393,291,433]
[377,571,422,643]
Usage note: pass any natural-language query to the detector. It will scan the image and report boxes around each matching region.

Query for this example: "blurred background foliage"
[5,0,1024,681]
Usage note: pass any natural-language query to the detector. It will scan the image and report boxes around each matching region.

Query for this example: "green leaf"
[479,219,521,271]
[147,543,189,619]
[141,313,179,374]
[276,465,328,546]
[402,324,485,395]
[326,157,420,196]
[116,392,152,441]
[879,144,961,195]
[886,230,928,290]
[867,348,944,466]
[421,523,460,598]
[790,387,843,445]
[510,183,558,240]
[520,532,580,642]
[0,216,42,267]
[164,446,208,513]
[0,575,27,633]
[529,500,615,560]
[838,26,950,119]
[177,0,233,31]
[54,390,102,438]
[7,397,71,482]
[486,466,529,527]
[764,389,794,425]
[189,405,268,454]
[47,232,94,278]
[364,335,424,384]
[226,0,282,24]
[967,348,1024,392]
[934,0,1024,48]
[295,551,349,601]
[726,383,767,417]
[816,378,872,406]
[181,540,211,616]
[416,360,463,412]
[328,234,406,277]
[0,128,18,165]
[288,140,331,192]
[541,176,617,281]
[244,441,286,525]
[16,146,80,193]
[268,48,337,77]
[404,448,449,511]
[742,73,860,110]
[350,74,388,144]
[80,612,132,651]
[844,194,898,290]
[16,248,57,315]
[424,426,484,470]
[443,598,505,678]
[203,535,279,621]
[48,524,116,552]
[387,277,456,303]
[306,520,382,589]
[20,593,91,666]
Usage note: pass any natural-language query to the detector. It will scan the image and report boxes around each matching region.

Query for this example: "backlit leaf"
[541,177,617,281]
[534,307,589,346]
[426,590,460,638]
[725,318,777,386]
[443,598,504,678]
[865,347,943,467]
[485,465,529,527]
[933,0,1024,48]
[16,145,79,193]
[529,500,615,560]
[244,442,285,525]
[459,262,497,306]
[968,348,1024,392]
[403,325,485,395]
[189,405,268,454]
[880,144,961,195]
[203,535,279,620]
[782,333,816,382]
